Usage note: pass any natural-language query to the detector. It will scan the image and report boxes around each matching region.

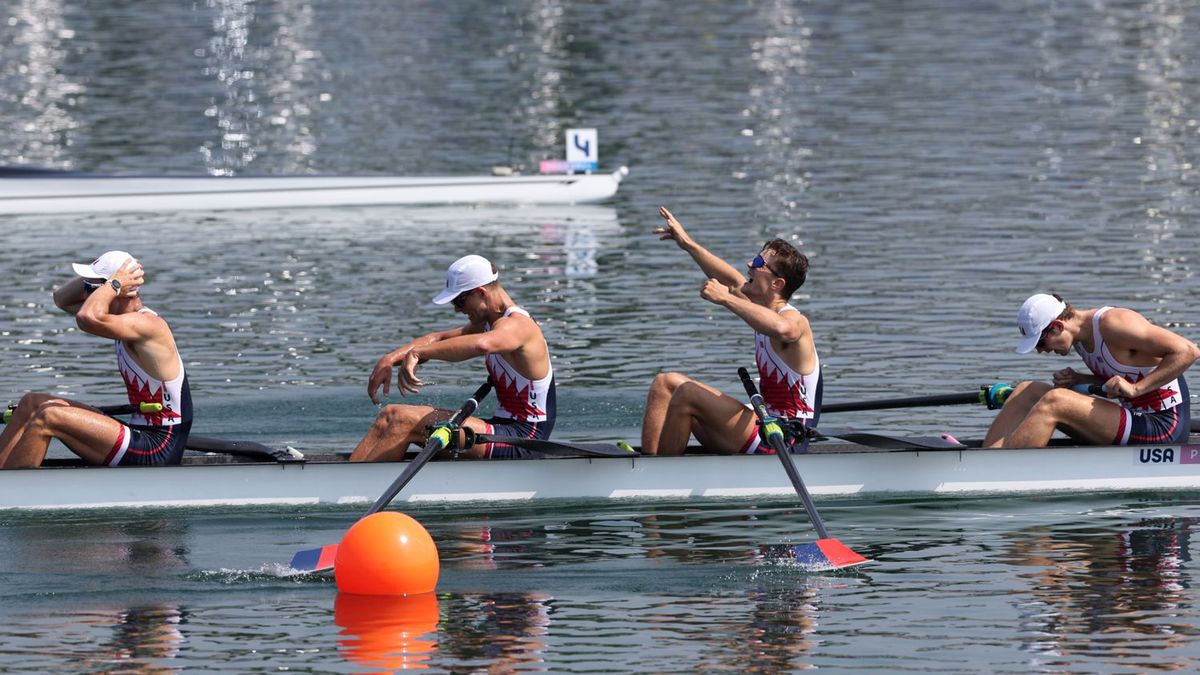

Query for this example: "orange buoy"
[334,591,439,671]
[334,512,440,595]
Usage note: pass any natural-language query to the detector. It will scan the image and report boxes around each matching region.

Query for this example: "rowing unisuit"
[743,304,822,454]
[480,306,556,458]
[107,308,193,466]
[1075,306,1190,444]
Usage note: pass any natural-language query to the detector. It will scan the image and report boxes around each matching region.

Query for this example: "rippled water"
[3,495,1199,672]
[4,0,1200,671]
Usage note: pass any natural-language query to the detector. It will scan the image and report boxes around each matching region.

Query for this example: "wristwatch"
[108,278,122,294]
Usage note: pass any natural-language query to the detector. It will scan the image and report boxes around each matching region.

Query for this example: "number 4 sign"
[566,128,598,170]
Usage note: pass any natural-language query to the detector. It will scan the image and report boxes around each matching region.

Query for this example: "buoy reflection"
[334,591,439,671]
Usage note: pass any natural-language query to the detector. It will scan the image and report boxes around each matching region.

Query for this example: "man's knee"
[16,392,55,411]
[651,372,689,395]
[26,400,72,432]
[1013,380,1051,397]
[374,404,418,429]
[1030,387,1077,417]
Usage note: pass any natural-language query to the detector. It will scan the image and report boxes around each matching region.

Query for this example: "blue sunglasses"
[750,254,783,277]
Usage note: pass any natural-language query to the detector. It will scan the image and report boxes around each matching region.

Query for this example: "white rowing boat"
[0,166,629,214]
[2,437,1198,511]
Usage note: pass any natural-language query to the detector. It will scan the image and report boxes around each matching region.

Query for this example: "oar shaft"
[822,391,982,413]
[367,380,492,515]
[738,368,829,540]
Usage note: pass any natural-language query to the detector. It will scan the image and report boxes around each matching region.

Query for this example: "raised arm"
[74,261,153,342]
[700,279,810,342]
[654,206,746,288]
[53,277,95,315]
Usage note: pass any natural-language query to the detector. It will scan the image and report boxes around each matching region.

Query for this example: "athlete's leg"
[641,372,695,455]
[0,393,60,460]
[655,379,760,455]
[350,404,440,461]
[983,381,1052,447]
[2,400,127,468]
[999,387,1123,448]
[349,404,494,462]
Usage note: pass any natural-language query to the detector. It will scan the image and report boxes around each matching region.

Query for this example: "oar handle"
[1071,383,1107,396]
[367,379,493,515]
[737,367,830,540]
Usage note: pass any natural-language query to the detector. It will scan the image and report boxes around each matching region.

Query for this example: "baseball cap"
[71,250,134,280]
[1015,293,1066,354]
[432,255,499,305]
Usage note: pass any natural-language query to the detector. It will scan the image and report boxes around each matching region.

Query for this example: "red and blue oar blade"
[789,538,870,571]
[289,544,338,573]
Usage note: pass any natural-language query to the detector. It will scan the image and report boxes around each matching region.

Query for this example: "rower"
[639,207,820,455]
[349,254,557,461]
[984,293,1199,448]
[0,251,193,468]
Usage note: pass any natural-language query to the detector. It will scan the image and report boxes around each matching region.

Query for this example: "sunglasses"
[750,254,784,278]
[451,288,476,309]
[1036,322,1058,350]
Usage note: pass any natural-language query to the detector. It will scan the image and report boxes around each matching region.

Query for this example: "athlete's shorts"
[104,422,191,466]
[1115,405,1190,445]
[741,418,814,455]
[479,416,555,459]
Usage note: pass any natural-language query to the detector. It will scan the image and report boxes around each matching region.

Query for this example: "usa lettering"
[1139,447,1176,463]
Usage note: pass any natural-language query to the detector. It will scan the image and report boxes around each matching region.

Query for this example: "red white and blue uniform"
[104,308,192,466]
[1075,306,1190,445]
[742,305,822,454]
[480,307,556,459]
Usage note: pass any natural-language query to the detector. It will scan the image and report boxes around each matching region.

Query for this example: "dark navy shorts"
[480,416,555,459]
[1117,406,1190,445]
[103,422,191,466]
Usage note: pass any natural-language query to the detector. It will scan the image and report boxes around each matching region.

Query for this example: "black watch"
[108,278,122,293]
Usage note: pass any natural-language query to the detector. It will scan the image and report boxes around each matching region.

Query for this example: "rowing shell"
[3,437,1199,511]
[0,166,629,214]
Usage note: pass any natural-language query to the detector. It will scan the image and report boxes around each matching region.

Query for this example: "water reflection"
[1012,516,1195,666]
[508,0,569,169]
[201,0,327,174]
[743,0,813,223]
[78,605,186,674]
[335,592,439,671]
[706,589,819,673]
[437,592,552,671]
[0,0,80,167]
[12,516,190,573]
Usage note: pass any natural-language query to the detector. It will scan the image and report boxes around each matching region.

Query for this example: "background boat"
[0,166,629,213]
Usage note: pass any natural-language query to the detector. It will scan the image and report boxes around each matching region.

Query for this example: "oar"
[738,367,868,570]
[472,434,639,458]
[288,379,493,573]
[822,383,1014,414]
[3,400,163,424]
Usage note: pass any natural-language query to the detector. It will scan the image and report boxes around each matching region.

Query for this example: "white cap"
[432,255,499,305]
[71,250,134,280]
[1015,293,1066,354]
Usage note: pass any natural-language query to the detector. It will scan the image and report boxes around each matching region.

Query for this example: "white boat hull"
[0,167,628,214]
[3,440,1199,511]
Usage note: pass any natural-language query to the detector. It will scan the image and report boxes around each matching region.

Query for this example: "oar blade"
[290,544,338,573]
[790,538,870,570]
